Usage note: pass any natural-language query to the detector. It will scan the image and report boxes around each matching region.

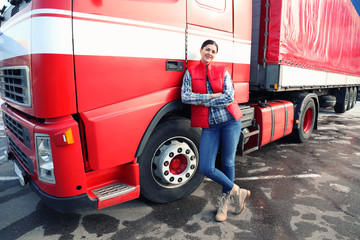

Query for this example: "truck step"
[239,124,260,156]
[91,182,136,201]
[243,146,259,155]
[244,129,260,138]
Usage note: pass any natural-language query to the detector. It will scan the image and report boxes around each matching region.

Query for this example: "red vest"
[188,61,243,128]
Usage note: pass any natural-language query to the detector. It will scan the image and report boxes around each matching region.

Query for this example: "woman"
[181,39,251,222]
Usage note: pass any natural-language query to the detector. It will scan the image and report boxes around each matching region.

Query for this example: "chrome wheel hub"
[153,138,197,186]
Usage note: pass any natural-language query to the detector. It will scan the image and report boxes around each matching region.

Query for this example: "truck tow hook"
[14,161,29,186]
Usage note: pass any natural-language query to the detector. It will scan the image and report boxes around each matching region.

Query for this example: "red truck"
[0,0,359,212]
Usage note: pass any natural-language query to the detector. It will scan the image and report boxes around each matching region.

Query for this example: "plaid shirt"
[181,69,235,125]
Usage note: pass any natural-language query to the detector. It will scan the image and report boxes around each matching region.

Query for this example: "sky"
[0,0,7,7]
[352,0,360,15]
[0,0,8,10]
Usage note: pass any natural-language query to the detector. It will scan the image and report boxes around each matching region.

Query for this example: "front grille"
[0,66,31,107]
[8,137,34,174]
[3,113,31,149]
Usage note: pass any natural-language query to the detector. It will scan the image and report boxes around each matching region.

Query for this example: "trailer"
[0,0,359,212]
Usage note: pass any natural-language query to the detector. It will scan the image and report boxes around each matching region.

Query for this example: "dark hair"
[201,39,218,53]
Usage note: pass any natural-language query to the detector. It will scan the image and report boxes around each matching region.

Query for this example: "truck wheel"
[354,87,358,106]
[348,87,354,109]
[334,88,349,113]
[138,117,204,203]
[293,98,316,143]
[319,95,336,108]
[351,87,357,109]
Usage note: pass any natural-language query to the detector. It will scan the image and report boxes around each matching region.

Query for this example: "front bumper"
[14,158,97,213]
[2,103,89,200]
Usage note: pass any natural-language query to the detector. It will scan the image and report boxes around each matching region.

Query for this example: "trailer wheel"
[319,95,336,108]
[350,87,357,109]
[293,98,316,143]
[348,87,354,109]
[334,88,349,113]
[354,87,358,106]
[138,117,203,203]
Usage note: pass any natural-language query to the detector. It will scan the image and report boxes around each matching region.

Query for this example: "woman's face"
[200,44,217,64]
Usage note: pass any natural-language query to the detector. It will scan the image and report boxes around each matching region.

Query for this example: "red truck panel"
[259,0,360,76]
[72,0,186,113]
[31,54,77,118]
[80,87,180,171]
[32,0,71,11]
[75,56,184,113]
[73,0,186,28]
[0,1,77,118]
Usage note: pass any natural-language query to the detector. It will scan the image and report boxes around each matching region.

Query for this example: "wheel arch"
[293,93,319,131]
[135,100,190,158]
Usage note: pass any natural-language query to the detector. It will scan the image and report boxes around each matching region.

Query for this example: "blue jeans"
[199,119,242,193]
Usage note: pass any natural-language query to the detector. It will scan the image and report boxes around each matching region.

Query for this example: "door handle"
[166,60,184,71]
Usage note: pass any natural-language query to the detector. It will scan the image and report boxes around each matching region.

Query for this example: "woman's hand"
[210,93,222,99]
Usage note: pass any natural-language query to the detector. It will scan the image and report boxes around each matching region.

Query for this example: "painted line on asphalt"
[0,176,19,181]
[235,173,321,181]
[204,173,321,182]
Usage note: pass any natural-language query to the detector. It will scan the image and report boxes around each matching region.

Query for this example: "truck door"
[186,0,251,104]
[72,1,187,171]
[186,0,234,70]
[73,0,186,113]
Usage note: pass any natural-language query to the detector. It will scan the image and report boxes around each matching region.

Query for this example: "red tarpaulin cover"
[259,0,360,76]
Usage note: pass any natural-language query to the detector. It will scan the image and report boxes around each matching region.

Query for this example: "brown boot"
[230,184,251,215]
[215,193,230,222]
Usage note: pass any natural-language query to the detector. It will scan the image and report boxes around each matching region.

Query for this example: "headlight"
[35,133,55,184]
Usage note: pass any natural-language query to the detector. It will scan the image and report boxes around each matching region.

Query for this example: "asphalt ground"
[0,103,359,240]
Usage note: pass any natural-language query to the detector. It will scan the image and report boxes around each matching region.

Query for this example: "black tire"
[348,87,354,109]
[354,87,358,105]
[334,88,349,113]
[351,87,357,109]
[293,98,316,143]
[138,117,204,203]
[319,95,336,108]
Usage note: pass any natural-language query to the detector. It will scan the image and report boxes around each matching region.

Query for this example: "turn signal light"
[64,128,74,144]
